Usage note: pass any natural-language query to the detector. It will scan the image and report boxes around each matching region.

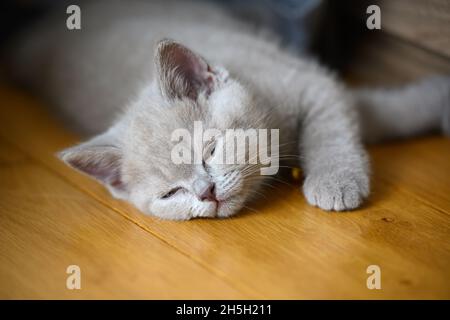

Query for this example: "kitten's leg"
[298,77,370,211]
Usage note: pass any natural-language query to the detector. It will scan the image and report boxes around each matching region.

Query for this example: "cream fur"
[11,0,450,219]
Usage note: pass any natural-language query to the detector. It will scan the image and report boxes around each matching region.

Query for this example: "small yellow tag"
[291,168,301,180]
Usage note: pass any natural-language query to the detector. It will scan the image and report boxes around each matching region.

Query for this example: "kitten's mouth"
[215,195,231,208]
[215,199,224,210]
[210,199,222,211]
[213,195,238,218]
[214,200,225,217]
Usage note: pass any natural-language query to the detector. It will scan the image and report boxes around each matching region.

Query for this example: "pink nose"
[200,183,216,202]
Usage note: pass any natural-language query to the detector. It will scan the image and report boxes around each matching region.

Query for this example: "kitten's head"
[59,40,272,220]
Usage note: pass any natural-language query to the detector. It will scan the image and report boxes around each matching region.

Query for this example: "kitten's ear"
[57,132,127,198]
[155,39,221,100]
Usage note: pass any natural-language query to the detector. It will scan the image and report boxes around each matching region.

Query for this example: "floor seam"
[378,176,450,218]
[0,135,262,299]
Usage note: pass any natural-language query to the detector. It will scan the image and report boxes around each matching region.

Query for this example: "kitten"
[9,0,450,220]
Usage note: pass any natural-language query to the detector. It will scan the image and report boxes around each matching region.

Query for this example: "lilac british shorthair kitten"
[10,0,450,220]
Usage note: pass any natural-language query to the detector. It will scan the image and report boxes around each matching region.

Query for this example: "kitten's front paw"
[303,170,370,211]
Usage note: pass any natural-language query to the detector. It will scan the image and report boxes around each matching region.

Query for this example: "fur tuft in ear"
[155,39,217,100]
[57,133,127,198]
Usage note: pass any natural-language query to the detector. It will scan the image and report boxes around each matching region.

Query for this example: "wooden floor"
[0,84,449,299]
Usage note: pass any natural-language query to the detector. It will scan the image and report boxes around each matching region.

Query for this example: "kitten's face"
[60,40,271,220]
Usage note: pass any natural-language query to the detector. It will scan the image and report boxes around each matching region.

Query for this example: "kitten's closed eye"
[202,141,217,167]
[56,38,266,220]
[161,187,183,199]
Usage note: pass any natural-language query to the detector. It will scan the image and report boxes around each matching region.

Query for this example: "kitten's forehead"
[145,161,194,186]
[121,80,259,190]
[123,101,206,186]
[124,142,195,191]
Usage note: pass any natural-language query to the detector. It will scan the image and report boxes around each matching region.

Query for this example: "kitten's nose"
[199,183,216,202]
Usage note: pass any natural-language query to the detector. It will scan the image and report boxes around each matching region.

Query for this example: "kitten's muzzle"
[199,183,217,202]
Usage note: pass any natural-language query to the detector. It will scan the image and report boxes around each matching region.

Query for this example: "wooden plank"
[345,32,450,86]
[0,138,246,299]
[347,0,450,59]
[370,136,450,215]
[0,85,449,298]
[377,0,450,58]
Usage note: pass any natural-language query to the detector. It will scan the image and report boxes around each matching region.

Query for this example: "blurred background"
[0,0,368,75]
[1,0,449,86]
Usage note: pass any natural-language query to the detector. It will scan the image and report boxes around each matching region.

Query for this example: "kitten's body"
[10,0,450,219]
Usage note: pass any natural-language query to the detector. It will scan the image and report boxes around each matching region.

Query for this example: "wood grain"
[348,0,450,59]
[377,0,450,58]
[346,33,450,86]
[0,85,449,299]
[0,139,246,299]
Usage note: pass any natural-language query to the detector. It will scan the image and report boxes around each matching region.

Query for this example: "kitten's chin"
[215,195,246,218]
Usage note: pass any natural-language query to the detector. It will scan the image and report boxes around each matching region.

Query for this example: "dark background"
[0,0,370,73]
